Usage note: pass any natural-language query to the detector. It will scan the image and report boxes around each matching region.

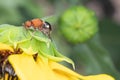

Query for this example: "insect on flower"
[23,18,52,37]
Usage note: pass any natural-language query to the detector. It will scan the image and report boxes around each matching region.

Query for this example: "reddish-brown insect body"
[24,18,43,30]
[24,21,32,28]
[23,18,52,37]
[31,18,43,29]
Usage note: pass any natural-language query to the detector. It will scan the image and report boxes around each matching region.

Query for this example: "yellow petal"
[84,74,115,80]
[37,58,64,80]
[8,54,83,80]
[49,60,84,79]
[8,54,115,80]
[0,42,13,51]
[8,54,48,80]
[8,54,71,80]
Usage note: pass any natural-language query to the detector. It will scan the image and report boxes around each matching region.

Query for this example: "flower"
[0,42,115,80]
[10,53,115,80]
[0,24,115,80]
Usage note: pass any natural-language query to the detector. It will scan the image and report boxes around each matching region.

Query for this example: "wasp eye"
[44,22,52,30]
[41,21,52,37]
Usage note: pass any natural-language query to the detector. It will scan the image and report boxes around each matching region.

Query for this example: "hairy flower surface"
[0,24,115,80]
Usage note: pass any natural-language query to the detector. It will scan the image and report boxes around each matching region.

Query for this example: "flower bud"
[59,6,98,44]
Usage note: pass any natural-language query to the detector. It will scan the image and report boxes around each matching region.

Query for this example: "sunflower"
[0,24,114,80]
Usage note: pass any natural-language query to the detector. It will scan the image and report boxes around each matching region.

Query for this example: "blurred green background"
[0,0,120,79]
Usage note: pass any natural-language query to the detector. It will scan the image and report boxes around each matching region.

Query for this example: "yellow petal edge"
[8,54,115,80]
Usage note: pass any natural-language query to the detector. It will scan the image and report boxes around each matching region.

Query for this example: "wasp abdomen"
[24,18,43,30]
[31,18,43,29]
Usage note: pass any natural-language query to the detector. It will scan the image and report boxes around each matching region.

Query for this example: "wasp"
[23,18,52,37]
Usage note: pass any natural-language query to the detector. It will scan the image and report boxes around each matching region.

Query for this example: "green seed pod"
[59,6,98,44]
